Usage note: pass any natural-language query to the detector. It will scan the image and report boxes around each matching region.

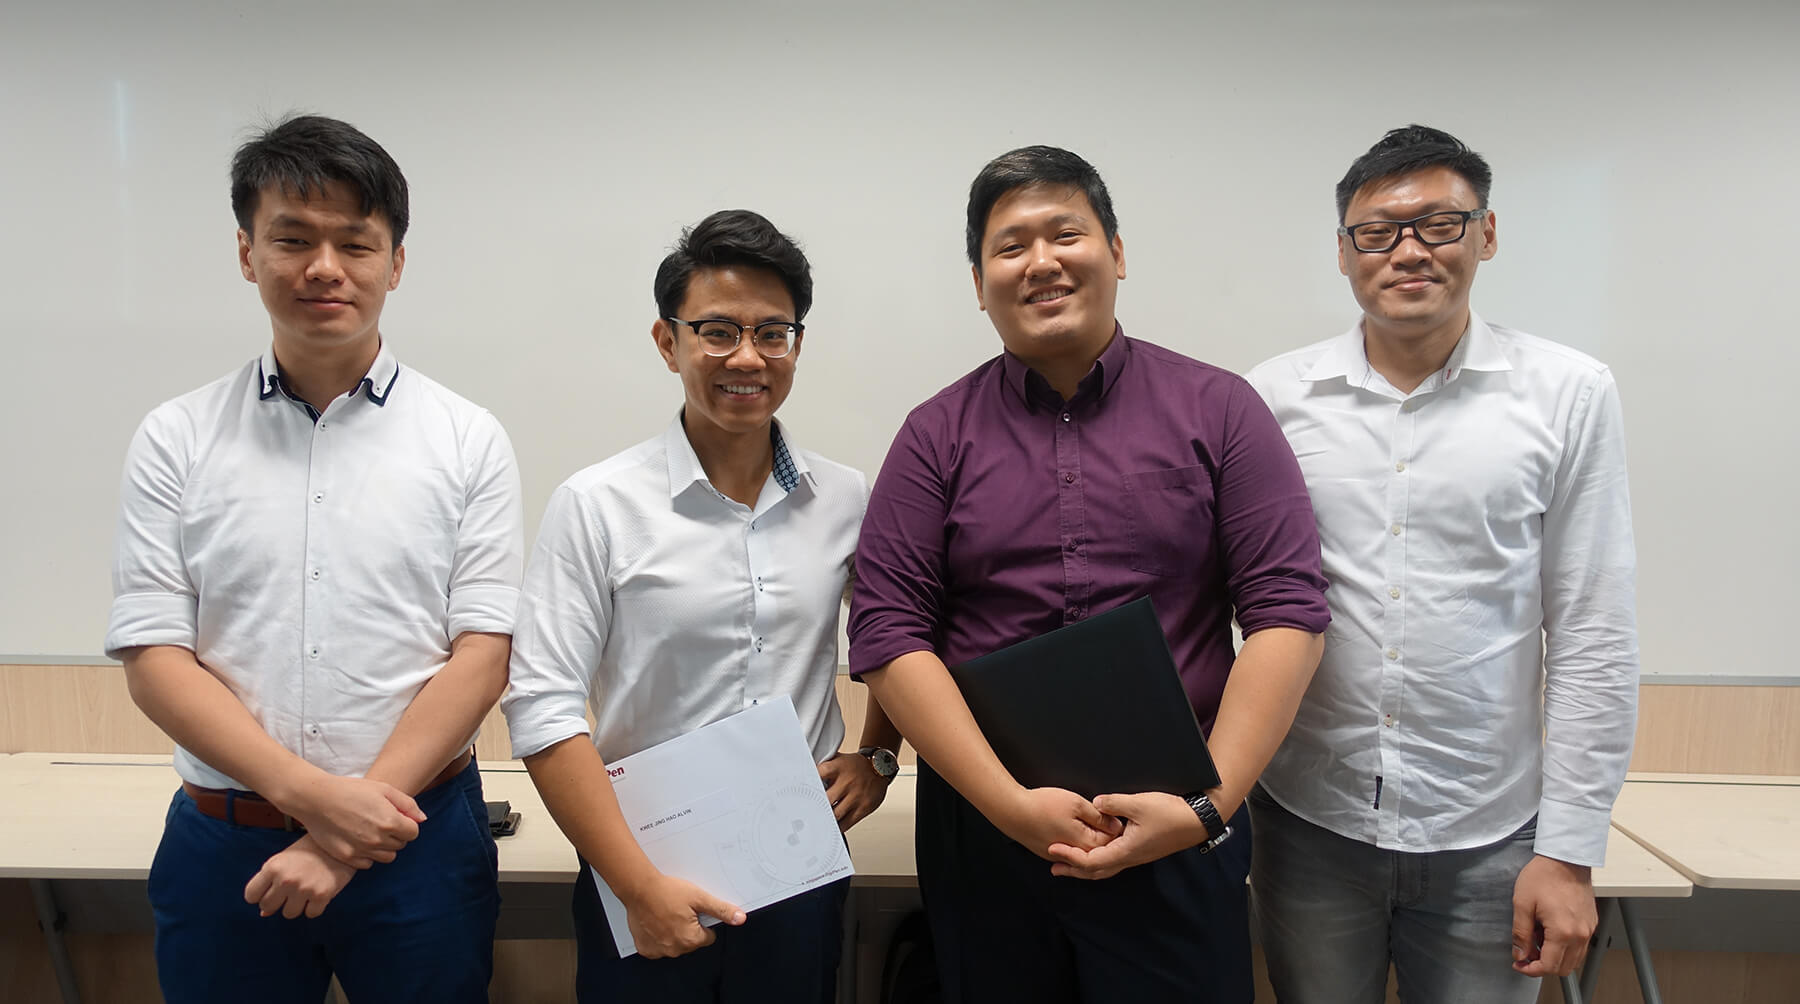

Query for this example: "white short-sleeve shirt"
[105,343,525,789]
[504,413,867,766]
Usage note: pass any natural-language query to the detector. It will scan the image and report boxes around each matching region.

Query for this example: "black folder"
[947,597,1220,800]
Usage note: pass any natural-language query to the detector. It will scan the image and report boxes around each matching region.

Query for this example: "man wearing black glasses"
[503,209,900,1003]
[1246,126,1640,1002]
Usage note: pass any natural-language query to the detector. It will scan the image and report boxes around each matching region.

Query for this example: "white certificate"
[592,696,852,957]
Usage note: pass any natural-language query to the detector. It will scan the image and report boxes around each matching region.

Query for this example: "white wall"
[2,0,1796,676]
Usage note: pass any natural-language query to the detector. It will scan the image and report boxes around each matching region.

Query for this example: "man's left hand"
[1511,854,1597,977]
[817,752,892,831]
[244,833,357,919]
[1045,791,1209,880]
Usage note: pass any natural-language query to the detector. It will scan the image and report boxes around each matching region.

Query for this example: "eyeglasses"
[1338,209,1488,254]
[663,317,803,359]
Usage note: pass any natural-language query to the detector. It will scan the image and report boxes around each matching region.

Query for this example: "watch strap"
[1183,791,1233,853]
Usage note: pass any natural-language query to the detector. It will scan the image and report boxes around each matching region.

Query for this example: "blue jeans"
[1248,785,1541,1004]
[571,860,847,1003]
[147,759,499,1004]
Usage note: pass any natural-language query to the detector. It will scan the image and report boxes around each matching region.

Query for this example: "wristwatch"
[1183,791,1233,853]
[858,746,900,780]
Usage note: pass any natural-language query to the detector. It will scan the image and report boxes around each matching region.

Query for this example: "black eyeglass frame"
[1338,209,1489,254]
[663,317,805,358]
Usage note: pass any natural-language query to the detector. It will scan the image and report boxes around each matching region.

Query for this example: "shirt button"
[1064,473,1075,484]
[318,420,329,429]
[310,569,321,581]
[1384,714,1396,728]
[308,646,320,660]
[750,521,758,530]
[312,492,325,503]
[1389,586,1401,599]
[1390,523,1403,535]
[1386,647,1400,660]
[1394,462,1407,473]
[1061,412,1071,422]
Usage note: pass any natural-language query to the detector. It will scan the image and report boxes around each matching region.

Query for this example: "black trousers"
[915,762,1254,1004]
[571,858,848,1004]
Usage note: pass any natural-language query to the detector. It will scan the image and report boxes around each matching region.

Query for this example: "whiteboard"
[2,0,1796,680]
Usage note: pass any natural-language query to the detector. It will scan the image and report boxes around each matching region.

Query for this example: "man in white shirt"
[1245,125,1639,1002]
[503,209,900,1004]
[105,115,523,1004]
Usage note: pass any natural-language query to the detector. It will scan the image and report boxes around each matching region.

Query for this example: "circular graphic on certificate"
[749,783,845,884]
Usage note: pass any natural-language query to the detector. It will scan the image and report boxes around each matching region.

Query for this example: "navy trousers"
[914,761,1254,1004]
[147,759,499,1004]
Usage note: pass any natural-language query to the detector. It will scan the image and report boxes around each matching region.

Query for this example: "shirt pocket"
[1124,465,1215,577]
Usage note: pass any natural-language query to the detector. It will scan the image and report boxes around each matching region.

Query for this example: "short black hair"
[653,210,814,321]
[1336,125,1492,223]
[966,146,1119,270]
[230,114,410,246]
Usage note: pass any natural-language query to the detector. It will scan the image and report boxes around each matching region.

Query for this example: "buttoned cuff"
[104,592,198,659]
[448,583,520,638]
[1533,796,1613,867]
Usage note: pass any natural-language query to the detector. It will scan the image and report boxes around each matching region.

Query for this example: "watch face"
[863,748,900,778]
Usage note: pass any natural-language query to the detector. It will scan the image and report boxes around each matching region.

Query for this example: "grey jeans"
[1248,786,1542,1004]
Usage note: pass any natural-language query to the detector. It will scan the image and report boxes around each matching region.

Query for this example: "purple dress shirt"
[848,328,1329,731]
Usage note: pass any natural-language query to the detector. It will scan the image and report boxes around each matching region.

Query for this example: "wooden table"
[1611,773,1800,890]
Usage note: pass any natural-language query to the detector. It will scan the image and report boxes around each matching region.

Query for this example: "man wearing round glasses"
[1247,126,1639,1002]
[502,209,900,1003]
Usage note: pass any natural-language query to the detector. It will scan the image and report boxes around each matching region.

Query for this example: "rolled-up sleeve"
[446,412,524,638]
[105,410,200,658]
[1537,372,1639,866]
[1215,379,1331,637]
[848,418,949,676]
[502,484,609,758]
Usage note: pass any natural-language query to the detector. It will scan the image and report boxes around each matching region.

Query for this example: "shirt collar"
[1000,322,1129,412]
[255,342,401,410]
[663,410,812,501]
[1302,310,1512,389]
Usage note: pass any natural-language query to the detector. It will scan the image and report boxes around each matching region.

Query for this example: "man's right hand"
[622,873,748,959]
[277,772,426,868]
[993,786,1122,860]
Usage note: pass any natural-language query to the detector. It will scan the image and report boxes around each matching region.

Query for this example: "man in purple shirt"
[847,145,1331,1002]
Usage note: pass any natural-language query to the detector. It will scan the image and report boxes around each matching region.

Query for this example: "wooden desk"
[1611,774,1800,891]
[0,754,918,884]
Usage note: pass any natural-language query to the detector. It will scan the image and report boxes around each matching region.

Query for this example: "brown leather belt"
[181,748,474,830]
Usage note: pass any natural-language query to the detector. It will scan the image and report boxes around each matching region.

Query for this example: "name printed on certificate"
[593,695,853,956]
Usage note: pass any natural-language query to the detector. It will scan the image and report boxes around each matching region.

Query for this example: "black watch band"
[1183,792,1233,853]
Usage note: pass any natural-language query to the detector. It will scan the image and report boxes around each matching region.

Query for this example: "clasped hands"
[999,787,1212,882]
[242,772,427,919]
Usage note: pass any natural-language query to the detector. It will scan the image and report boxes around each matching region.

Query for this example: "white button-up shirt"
[1246,314,1638,866]
[105,345,525,790]
[503,414,866,766]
